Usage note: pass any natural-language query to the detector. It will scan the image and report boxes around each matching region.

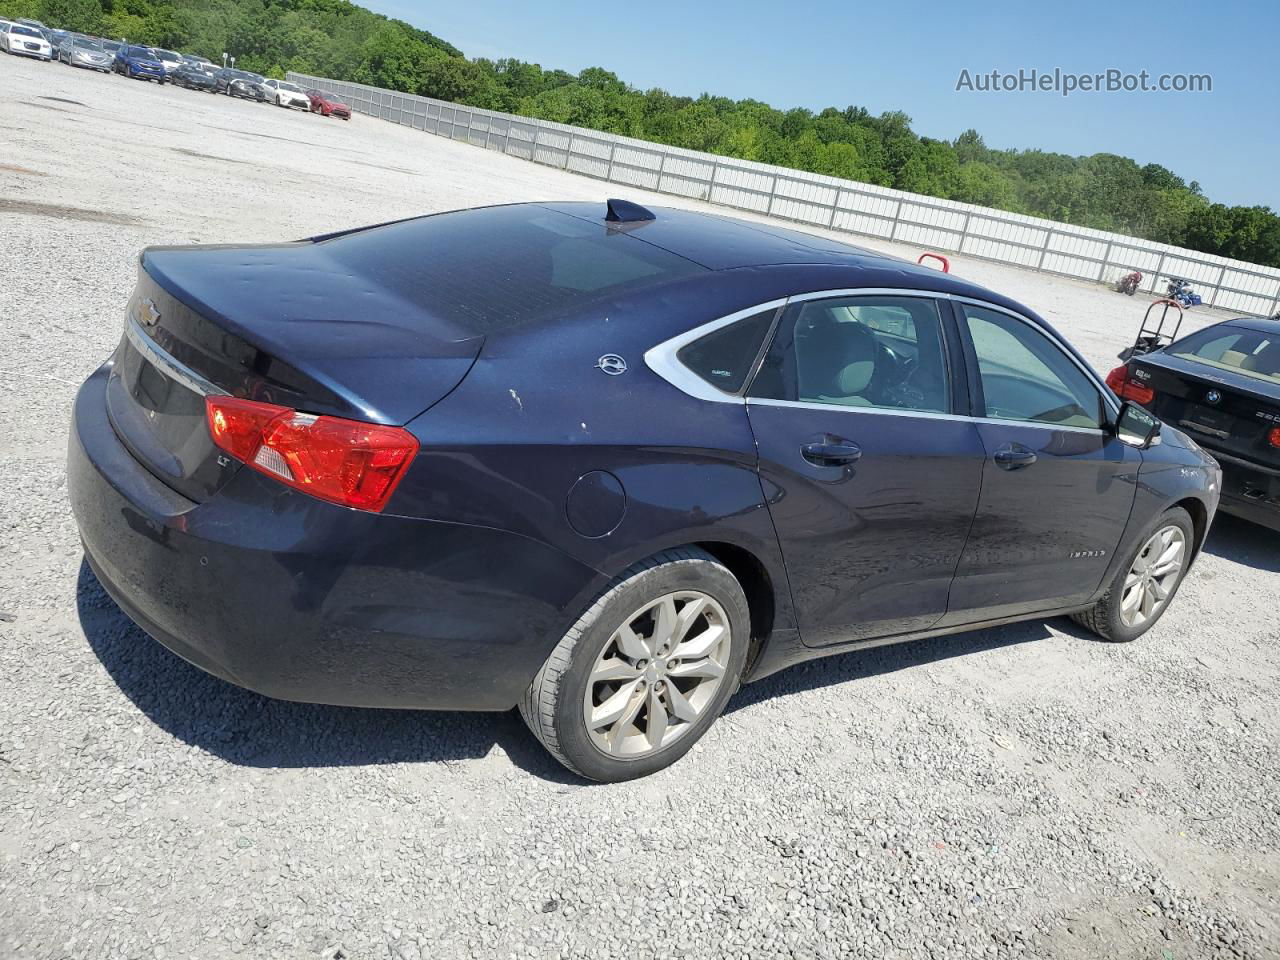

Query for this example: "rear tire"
[520,547,750,782]
[1071,507,1194,642]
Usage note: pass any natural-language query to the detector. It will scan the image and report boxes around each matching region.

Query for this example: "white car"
[3,22,53,60]
[152,47,184,77]
[262,78,311,110]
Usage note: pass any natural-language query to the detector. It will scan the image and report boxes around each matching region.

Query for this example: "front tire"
[520,547,749,782]
[1071,507,1194,642]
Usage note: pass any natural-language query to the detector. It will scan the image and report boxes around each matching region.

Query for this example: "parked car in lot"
[306,87,351,119]
[59,35,113,71]
[214,68,270,101]
[1108,316,1280,530]
[3,22,53,61]
[150,47,185,79]
[182,53,213,68]
[113,44,166,82]
[100,38,121,56]
[67,201,1220,782]
[262,78,311,109]
[171,61,218,91]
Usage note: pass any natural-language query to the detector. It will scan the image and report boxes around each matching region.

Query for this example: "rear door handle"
[993,442,1037,470]
[801,437,863,467]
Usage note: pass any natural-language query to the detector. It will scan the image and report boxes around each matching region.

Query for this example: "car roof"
[1221,316,1280,335]
[538,201,1037,313]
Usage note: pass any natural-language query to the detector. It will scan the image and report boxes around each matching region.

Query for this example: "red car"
[306,89,351,120]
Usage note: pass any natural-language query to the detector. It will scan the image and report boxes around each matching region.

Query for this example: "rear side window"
[749,295,951,414]
[677,310,776,394]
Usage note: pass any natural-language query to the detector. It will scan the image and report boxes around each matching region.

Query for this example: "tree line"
[8,0,1280,269]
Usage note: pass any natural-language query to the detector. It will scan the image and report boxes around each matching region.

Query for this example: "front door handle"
[801,437,863,467]
[993,442,1037,470]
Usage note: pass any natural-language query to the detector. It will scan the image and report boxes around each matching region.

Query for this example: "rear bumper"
[1214,453,1280,531]
[69,363,601,710]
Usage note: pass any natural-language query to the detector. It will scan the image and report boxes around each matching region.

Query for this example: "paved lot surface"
[1,54,1278,960]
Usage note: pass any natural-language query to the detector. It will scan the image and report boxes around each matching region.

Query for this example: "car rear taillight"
[1105,364,1155,407]
[205,396,418,512]
[1269,427,1280,449]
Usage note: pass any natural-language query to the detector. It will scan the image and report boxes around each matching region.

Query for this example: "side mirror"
[1115,401,1161,449]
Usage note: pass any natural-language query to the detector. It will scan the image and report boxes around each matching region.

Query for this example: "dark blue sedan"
[112,44,166,82]
[68,201,1221,781]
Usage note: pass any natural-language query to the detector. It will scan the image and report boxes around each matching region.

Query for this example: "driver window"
[961,305,1104,429]
[749,296,950,414]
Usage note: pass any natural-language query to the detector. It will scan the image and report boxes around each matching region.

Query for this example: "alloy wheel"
[1119,524,1186,628]
[583,591,732,758]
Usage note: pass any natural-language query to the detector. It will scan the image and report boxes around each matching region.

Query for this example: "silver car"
[152,47,184,78]
[59,36,113,71]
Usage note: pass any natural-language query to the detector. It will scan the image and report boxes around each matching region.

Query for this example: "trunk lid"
[1132,351,1280,465]
[107,243,482,502]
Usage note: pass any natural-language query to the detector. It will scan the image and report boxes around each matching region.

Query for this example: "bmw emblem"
[596,354,627,376]
[1205,389,1221,405]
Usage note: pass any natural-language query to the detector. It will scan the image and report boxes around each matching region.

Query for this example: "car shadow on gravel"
[1200,514,1280,572]
[76,561,581,784]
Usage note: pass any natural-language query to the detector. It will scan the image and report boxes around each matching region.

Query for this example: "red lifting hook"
[917,252,950,273]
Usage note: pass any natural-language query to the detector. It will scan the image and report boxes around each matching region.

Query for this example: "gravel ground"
[1,55,1278,960]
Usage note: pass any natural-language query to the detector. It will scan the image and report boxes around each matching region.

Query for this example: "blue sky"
[366,0,1279,210]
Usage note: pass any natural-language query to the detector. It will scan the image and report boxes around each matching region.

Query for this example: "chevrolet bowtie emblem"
[140,298,161,327]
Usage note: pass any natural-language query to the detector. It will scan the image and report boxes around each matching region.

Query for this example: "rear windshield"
[1170,325,1280,385]
[323,205,707,334]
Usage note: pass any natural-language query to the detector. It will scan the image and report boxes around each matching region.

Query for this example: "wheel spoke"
[591,657,641,685]
[671,597,709,647]
[667,658,725,680]
[1121,582,1143,615]
[604,685,648,751]
[1151,578,1171,602]
[673,623,725,661]
[1140,582,1157,619]
[651,596,679,654]
[614,622,649,661]
[665,681,700,722]
[591,679,643,729]
[645,687,669,749]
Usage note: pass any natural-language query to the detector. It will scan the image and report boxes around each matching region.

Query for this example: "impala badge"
[140,298,161,327]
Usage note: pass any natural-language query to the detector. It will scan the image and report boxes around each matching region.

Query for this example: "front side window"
[749,295,951,414]
[961,304,1103,429]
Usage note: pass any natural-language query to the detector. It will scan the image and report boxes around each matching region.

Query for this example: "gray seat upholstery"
[795,314,879,406]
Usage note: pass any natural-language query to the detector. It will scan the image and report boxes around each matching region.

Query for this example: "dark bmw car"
[1108,317,1280,530]
[68,201,1220,781]
[113,44,165,82]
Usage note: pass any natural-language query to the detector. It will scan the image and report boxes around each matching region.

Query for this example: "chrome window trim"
[643,297,790,404]
[745,396,1107,436]
[645,286,1118,427]
[124,315,226,398]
